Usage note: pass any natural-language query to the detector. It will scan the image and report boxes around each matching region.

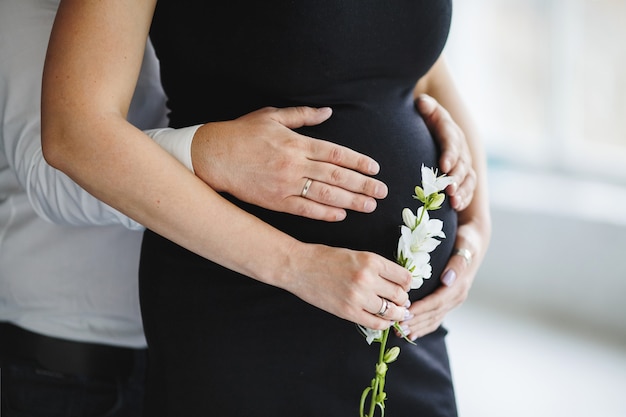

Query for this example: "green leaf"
[360,387,372,417]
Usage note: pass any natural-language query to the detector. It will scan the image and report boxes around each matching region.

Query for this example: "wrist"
[191,122,230,192]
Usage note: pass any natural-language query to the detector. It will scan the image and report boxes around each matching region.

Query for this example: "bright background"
[442,1,626,416]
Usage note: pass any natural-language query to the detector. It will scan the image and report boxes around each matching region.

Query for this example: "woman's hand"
[416,94,476,212]
[287,243,413,330]
[395,216,490,340]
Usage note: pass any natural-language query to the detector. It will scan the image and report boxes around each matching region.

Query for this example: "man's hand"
[190,98,476,222]
[191,106,388,222]
[417,94,476,211]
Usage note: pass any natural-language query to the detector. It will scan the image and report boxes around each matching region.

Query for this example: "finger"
[304,160,388,200]
[398,297,447,340]
[367,298,412,324]
[439,133,467,181]
[448,167,476,211]
[305,137,381,176]
[282,197,348,222]
[376,261,412,305]
[415,94,440,119]
[299,178,379,213]
[438,140,461,177]
[416,94,459,174]
[269,106,333,129]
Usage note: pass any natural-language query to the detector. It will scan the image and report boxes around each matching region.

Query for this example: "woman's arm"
[41,0,412,330]
[399,56,492,339]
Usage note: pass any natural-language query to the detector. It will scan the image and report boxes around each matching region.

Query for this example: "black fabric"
[142,2,458,416]
[0,323,139,379]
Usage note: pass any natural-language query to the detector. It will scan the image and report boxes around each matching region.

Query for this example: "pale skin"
[190,102,474,223]
[396,58,492,340]
[41,0,489,333]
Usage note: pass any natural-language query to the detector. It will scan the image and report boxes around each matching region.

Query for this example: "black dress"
[141,1,458,416]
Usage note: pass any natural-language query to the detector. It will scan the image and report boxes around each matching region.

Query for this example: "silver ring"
[301,178,313,197]
[452,248,473,266]
[376,298,390,317]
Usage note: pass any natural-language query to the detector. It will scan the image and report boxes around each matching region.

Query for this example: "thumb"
[271,106,333,129]
[415,94,439,119]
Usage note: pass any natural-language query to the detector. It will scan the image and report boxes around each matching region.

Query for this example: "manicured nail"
[403,309,413,321]
[404,299,411,308]
[441,269,456,287]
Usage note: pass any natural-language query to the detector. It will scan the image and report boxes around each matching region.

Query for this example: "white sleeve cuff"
[145,125,202,173]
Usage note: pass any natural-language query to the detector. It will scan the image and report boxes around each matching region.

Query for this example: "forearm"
[44,109,297,286]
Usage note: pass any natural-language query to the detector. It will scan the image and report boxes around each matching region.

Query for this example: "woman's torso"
[150,0,457,295]
[142,2,458,416]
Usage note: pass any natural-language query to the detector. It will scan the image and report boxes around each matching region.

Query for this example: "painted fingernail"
[404,299,411,308]
[441,269,456,287]
[403,309,413,321]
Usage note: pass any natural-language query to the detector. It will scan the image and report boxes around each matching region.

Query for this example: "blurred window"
[446,0,626,184]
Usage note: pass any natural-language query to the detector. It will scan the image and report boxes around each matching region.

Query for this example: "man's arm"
[0,1,188,230]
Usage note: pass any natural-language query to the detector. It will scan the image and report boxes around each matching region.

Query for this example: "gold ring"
[452,248,472,266]
[301,178,313,197]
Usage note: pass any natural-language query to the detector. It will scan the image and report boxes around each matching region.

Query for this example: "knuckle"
[352,268,370,287]
[390,286,406,304]
[328,146,345,164]
[329,167,344,184]
[294,106,309,119]
[360,178,372,194]
[317,183,335,204]
[295,202,316,219]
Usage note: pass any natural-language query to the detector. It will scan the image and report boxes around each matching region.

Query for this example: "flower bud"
[402,208,416,229]
[427,193,445,210]
[383,346,400,363]
[413,186,426,203]
[376,362,388,376]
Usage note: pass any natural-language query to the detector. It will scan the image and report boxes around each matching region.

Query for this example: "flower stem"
[362,327,390,417]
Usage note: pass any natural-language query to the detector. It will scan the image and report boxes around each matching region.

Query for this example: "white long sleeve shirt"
[0,0,198,348]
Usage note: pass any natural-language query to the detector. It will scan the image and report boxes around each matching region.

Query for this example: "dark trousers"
[0,324,147,417]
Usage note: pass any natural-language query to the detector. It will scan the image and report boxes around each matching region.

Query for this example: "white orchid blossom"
[398,207,445,253]
[358,325,383,345]
[359,166,449,417]
[420,164,454,197]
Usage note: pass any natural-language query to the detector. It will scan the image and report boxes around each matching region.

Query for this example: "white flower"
[358,325,383,345]
[421,164,454,197]
[397,207,445,288]
[397,208,445,255]
[404,252,432,289]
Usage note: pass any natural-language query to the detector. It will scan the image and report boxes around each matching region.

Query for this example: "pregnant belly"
[232,98,458,300]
